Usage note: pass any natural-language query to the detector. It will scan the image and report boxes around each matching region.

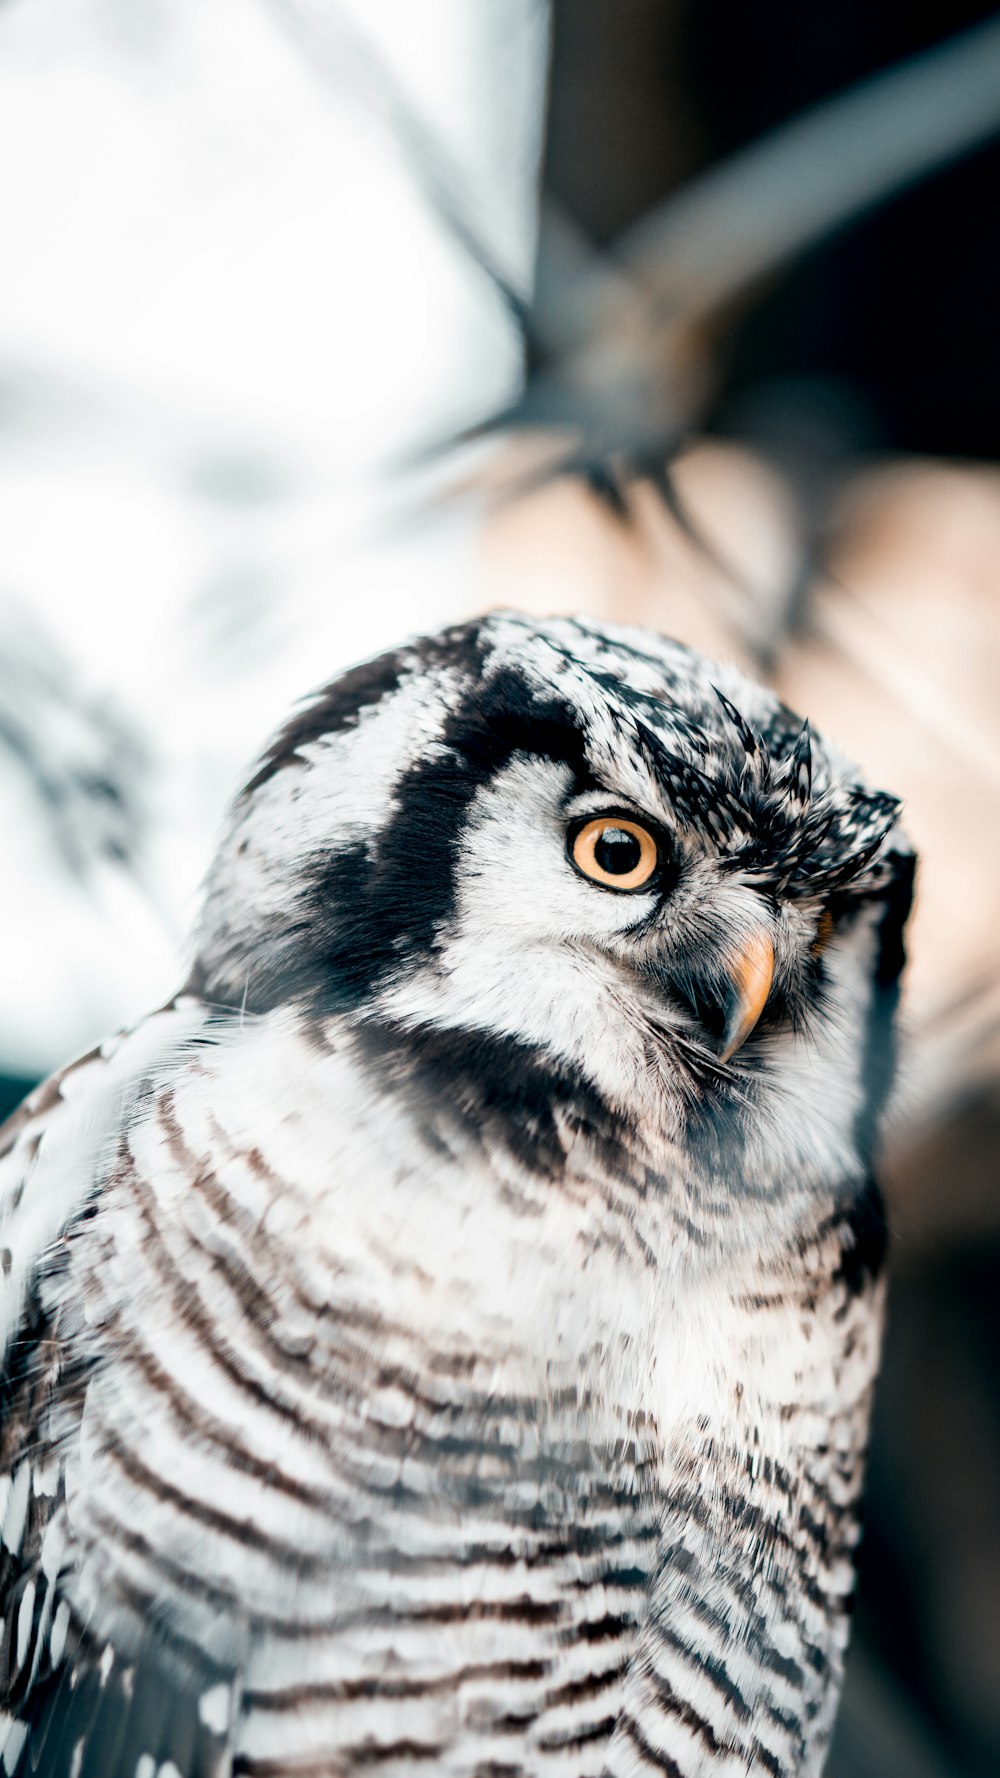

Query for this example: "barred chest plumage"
[9,1008,882,1778]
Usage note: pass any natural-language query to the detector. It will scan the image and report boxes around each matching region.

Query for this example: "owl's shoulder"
[0,999,215,1343]
[0,998,225,1774]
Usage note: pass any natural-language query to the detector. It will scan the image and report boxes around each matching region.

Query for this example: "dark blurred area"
[543,7,1000,1775]
[546,0,1000,459]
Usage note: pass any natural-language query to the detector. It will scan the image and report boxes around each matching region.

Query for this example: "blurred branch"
[618,12,1000,321]
[504,15,1000,464]
[0,617,149,883]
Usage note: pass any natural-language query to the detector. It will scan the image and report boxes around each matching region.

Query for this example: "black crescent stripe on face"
[256,662,600,1017]
[240,622,490,802]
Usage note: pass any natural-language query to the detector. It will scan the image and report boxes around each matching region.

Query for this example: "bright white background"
[0,0,548,1073]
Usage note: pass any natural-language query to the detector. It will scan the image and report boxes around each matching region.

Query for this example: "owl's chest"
[42,1047,877,1778]
[53,1168,666,1768]
[126,1029,834,1470]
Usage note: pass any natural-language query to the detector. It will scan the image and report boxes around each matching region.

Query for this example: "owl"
[0,612,913,1778]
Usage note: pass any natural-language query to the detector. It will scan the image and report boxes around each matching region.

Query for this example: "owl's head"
[195,613,913,1224]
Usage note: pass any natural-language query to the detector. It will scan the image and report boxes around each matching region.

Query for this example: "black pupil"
[595,827,643,876]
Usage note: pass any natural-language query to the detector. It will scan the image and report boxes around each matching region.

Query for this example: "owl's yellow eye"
[570,816,659,891]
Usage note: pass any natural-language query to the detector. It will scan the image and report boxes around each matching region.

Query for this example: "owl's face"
[196,613,913,1239]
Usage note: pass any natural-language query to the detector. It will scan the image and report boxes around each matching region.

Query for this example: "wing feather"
[0,999,220,1778]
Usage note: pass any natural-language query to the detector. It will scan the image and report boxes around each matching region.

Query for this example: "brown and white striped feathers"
[0,613,914,1776]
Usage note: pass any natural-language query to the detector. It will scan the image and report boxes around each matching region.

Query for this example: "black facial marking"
[267,655,600,1016]
[241,620,494,804]
[352,1020,629,1185]
[242,647,410,797]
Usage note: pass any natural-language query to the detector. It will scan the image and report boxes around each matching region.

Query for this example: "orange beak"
[718,931,775,1062]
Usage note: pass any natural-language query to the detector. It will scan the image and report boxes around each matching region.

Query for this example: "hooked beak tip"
[718,931,775,1063]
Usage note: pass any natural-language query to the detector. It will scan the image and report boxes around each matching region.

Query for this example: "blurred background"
[1,3,998,1771]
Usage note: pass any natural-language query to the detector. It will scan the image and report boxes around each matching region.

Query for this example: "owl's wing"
[0,998,226,1778]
